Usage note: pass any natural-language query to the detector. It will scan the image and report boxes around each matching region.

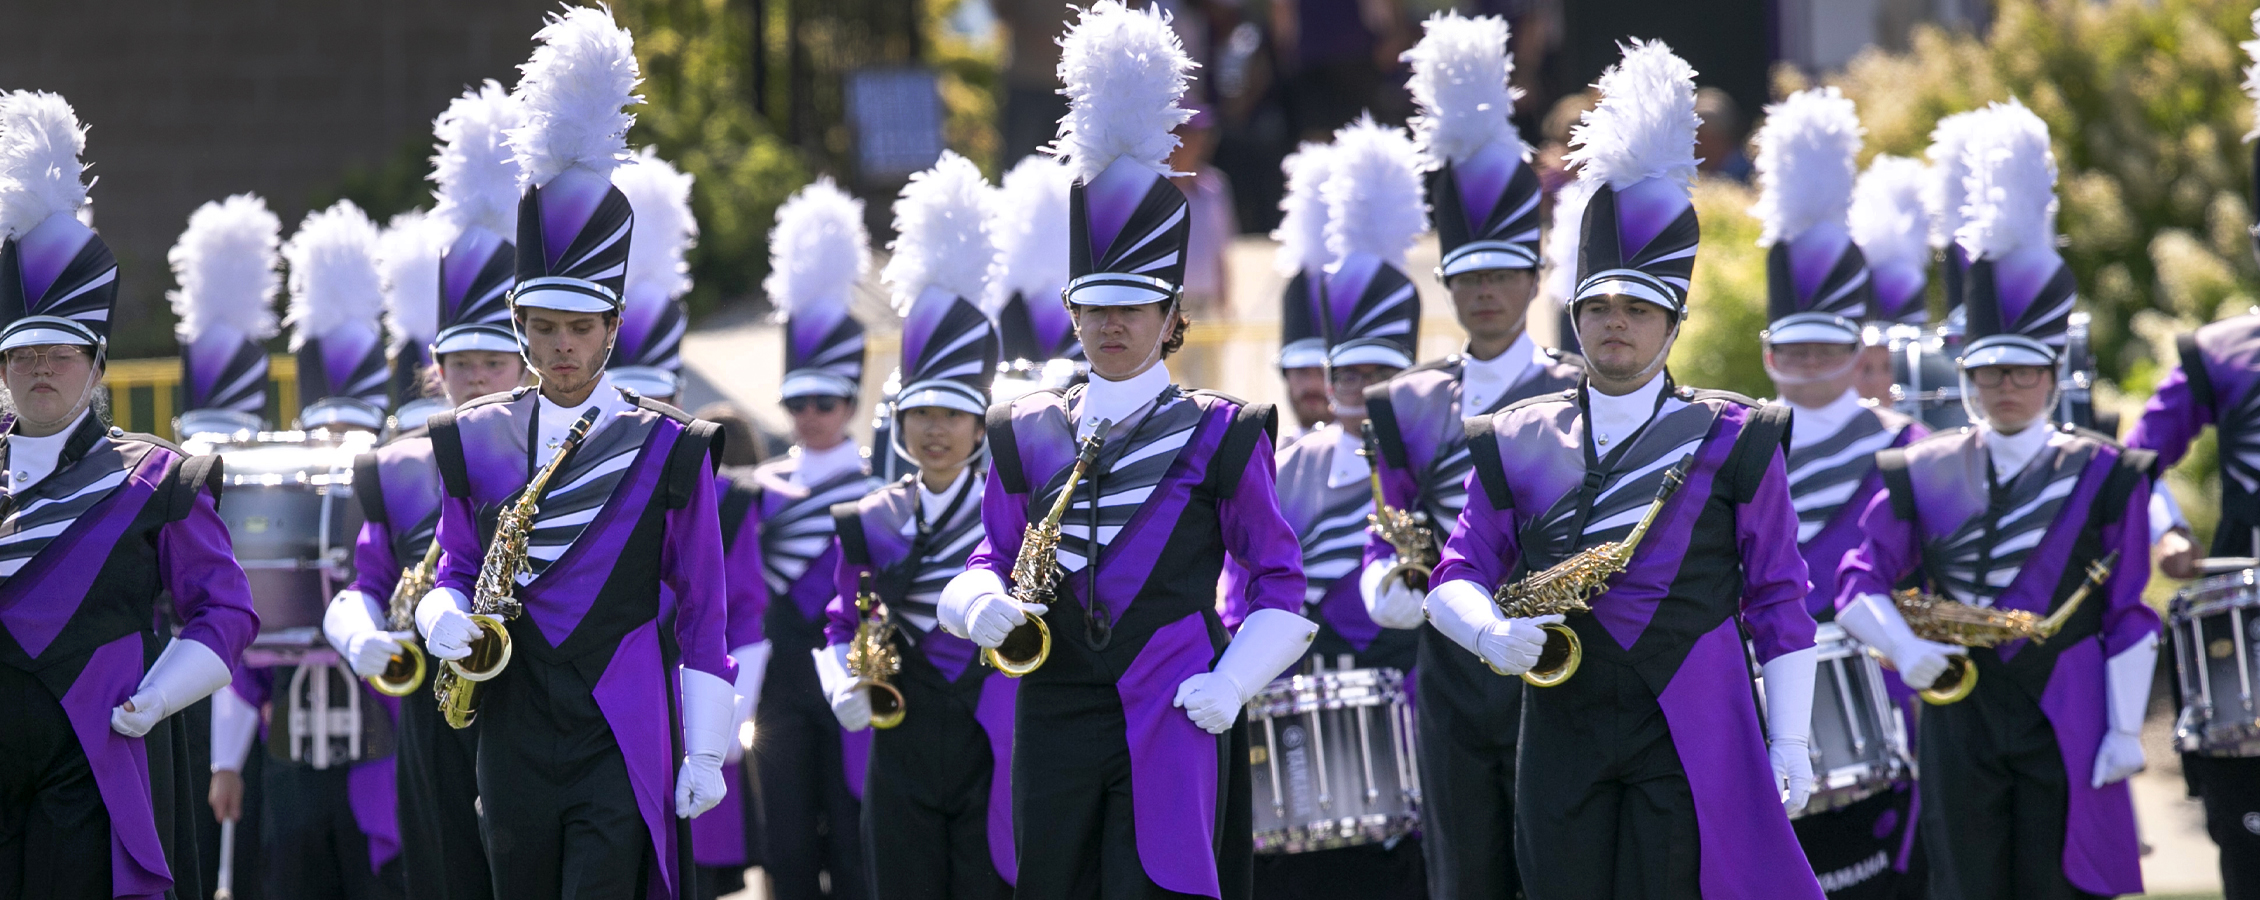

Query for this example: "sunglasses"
[1969,367,2048,389]
[784,396,842,414]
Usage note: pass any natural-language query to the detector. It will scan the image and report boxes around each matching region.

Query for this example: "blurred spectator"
[1171,103,1239,314]
[992,0,1077,161]
[1536,89,1597,198]
[696,401,777,467]
[1272,0,1410,141]
[1207,2,1295,235]
[1694,86,1754,182]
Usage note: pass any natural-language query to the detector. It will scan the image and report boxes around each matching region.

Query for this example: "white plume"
[2243,9,2260,141]
[764,176,870,321]
[1922,110,1982,250]
[168,194,282,344]
[1322,116,1427,268]
[1050,0,1196,182]
[1566,40,1700,191]
[0,91,91,239]
[986,154,1072,313]
[1751,86,1862,247]
[1848,154,1931,279]
[430,80,525,238]
[1270,141,1335,277]
[507,4,643,187]
[1953,99,2057,261]
[883,151,994,314]
[1542,177,1595,303]
[1402,11,1528,169]
[283,201,387,351]
[378,209,451,346]
[614,146,699,302]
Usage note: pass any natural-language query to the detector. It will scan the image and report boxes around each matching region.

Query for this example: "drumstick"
[214,819,235,900]
[2196,558,2258,577]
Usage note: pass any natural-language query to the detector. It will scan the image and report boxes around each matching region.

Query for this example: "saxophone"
[435,407,599,729]
[1492,454,1694,687]
[985,418,1110,677]
[846,571,907,729]
[1361,421,1437,594]
[1892,550,2119,705]
[364,539,440,697]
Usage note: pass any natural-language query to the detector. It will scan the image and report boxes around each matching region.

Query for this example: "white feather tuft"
[507,5,643,187]
[283,201,387,351]
[614,146,699,302]
[1270,141,1335,277]
[1922,110,1982,250]
[1050,0,1196,182]
[378,209,451,346]
[1322,116,1427,268]
[1953,99,2057,261]
[883,151,995,314]
[2243,9,2260,142]
[431,80,526,238]
[168,194,283,344]
[0,91,91,239]
[1542,177,1594,303]
[986,154,1072,313]
[1847,154,1930,280]
[1565,40,1700,191]
[1750,86,1862,247]
[765,177,870,321]
[1401,12,1528,169]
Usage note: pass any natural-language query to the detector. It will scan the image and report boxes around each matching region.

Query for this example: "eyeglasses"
[4,345,90,373]
[784,396,842,414]
[1969,366,2049,389]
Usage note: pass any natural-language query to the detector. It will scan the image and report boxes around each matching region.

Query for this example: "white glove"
[939,568,1047,648]
[813,643,871,732]
[727,642,771,763]
[676,668,739,818]
[1359,557,1426,630]
[1838,592,1965,690]
[209,685,259,773]
[2093,634,2159,788]
[416,588,479,661]
[1761,646,1819,814]
[1173,608,1317,734]
[342,631,406,679]
[322,589,399,678]
[1476,616,1563,675]
[112,639,234,738]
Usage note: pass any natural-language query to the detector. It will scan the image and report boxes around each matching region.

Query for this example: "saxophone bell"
[367,634,428,697]
[1522,624,1582,687]
[1918,656,1976,705]
[863,680,907,729]
[986,615,1052,678]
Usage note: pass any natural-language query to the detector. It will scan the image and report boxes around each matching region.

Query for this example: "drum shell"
[194,434,369,640]
[1752,624,1910,819]
[2171,569,2260,757]
[1245,668,1420,854]
[1887,324,1969,431]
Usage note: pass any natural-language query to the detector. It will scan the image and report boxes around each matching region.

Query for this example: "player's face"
[901,405,981,473]
[1,342,96,431]
[784,394,854,451]
[1576,295,1674,385]
[438,350,527,406]
[1281,366,1331,429]
[1074,301,1175,381]
[517,308,617,395]
[1447,267,1536,345]
[1970,365,2053,432]
[1326,363,1399,419]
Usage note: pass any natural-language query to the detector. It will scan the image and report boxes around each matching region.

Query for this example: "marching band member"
[1835,99,2158,900]
[1750,87,1928,897]
[322,78,527,900]
[1357,14,1583,897]
[989,153,1083,373]
[284,203,394,437]
[815,152,1017,899]
[744,176,881,900]
[412,9,736,898]
[0,92,260,898]
[1848,155,1932,406]
[938,5,1313,897]
[1242,116,1428,898]
[1270,141,1335,442]
[1421,42,1825,899]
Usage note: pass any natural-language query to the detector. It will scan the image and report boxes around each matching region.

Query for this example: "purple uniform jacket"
[1783,405,1925,621]
[966,387,1304,899]
[745,455,882,797]
[823,472,1018,883]
[428,387,732,900]
[1835,427,2158,896]
[1430,384,1823,900]
[2127,313,2260,555]
[1224,426,1384,651]
[0,417,259,899]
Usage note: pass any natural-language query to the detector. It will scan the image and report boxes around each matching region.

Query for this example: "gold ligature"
[1361,421,1438,594]
[1891,550,2119,705]
[847,571,907,729]
[1491,455,1694,687]
[985,419,1109,677]
[365,539,440,697]
[434,407,599,729]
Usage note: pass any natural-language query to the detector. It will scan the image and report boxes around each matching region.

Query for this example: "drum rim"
[1247,667,1407,717]
[2173,568,2260,618]
[1252,812,1421,854]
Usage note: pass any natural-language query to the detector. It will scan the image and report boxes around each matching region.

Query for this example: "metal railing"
[102,355,300,442]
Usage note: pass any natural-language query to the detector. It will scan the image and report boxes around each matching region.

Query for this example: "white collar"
[1324,422,1370,489]
[534,375,631,454]
[1783,387,1867,449]
[5,409,90,495]
[791,439,867,488]
[1459,331,1544,412]
[1977,419,2057,482]
[906,466,978,533]
[1080,363,1174,434]
[1585,374,1670,455]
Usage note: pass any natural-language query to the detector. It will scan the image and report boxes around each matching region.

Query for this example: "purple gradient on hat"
[1456,143,1516,230]
[1324,253,1380,330]
[17,215,93,306]
[444,226,505,316]
[1083,159,1152,261]
[618,286,666,360]
[184,329,238,404]
[1872,263,1926,321]
[324,325,380,393]
[1613,177,1691,258]
[541,168,613,270]
[790,305,847,360]
[1031,294,1075,354]
[901,287,952,375]
[1789,225,1850,304]
[1993,244,2063,329]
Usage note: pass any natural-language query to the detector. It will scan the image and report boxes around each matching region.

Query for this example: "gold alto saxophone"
[1361,421,1438,594]
[985,418,1110,677]
[434,407,599,729]
[365,539,440,697]
[1492,454,1694,687]
[1890,549,2119,705]
[846,571,907,729]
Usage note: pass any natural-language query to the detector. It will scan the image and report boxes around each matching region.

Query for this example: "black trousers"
[1014,682,1252,900]
[0,662,112,900]
[1413,625,1523,899]
[1513,656,1699,900]
[1250,838,1425,900]
[260,761,402,900]
[1916,676,2101,900]
[860,669,1010,900]
[756,646,869,900]
[476,658,655,900]
[397,673,490,900]
[2189,754,2260,900]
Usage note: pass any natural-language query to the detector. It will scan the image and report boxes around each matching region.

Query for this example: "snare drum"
[1246,667,1420,854]
[186,431,374,658]
[2171,567,2260,756]
[1758,623,1910,817]
[1887,323,1969,432]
